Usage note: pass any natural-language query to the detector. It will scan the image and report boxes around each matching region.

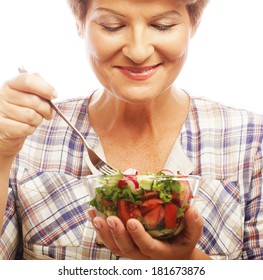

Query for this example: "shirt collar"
[84,138,195,176]
[164,137,195,175]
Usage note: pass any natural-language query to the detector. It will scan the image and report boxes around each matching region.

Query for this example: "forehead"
[87,0,188,18]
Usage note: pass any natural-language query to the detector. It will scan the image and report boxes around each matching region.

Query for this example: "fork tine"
[95,161,116,174]
[101,166,117,175]
[99,164,118,175]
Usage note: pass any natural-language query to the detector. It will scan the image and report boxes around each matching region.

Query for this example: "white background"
[0,0,263,113]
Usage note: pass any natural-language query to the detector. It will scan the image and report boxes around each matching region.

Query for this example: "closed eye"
[151,24,177,31]
[101,25,126,32]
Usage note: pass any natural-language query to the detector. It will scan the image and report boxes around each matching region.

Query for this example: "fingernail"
[93,217,102,230]
[95,235,104,245]
[107,217,116,229]
[127,220,137,231]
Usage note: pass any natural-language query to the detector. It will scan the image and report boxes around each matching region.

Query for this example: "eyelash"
[101,25,125,32]
[101,24,176,33]
[151,24,177,31]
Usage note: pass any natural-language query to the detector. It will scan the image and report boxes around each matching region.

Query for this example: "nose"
[122,26,154,64]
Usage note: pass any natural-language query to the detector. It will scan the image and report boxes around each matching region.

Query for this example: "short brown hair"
[67,0,209,29]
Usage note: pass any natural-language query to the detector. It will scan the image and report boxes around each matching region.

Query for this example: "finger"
[183,206,203,244]
[95,234,104,245]
[6,72,57,101]
[1,84,54,120]
[0,101,43,127]
[126,219,165,259]
[87,209,105,245]
[0,116,36,139]
[126,207,203,260]
[87,208,97,221]
[91,216,122,256]
[106,216,148,259]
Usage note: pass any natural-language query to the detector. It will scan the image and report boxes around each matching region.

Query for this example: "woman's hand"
[0,72,56,158]
[88,206,206,260]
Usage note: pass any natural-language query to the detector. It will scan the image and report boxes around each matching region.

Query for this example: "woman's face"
[79,0,193,103]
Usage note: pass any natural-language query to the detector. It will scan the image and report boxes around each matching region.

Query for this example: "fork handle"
[48,100,104,165]
[18,67,108,175]
[18,67,101,164]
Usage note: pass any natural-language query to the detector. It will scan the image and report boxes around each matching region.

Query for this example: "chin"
[119,93,159,105]
[114,85,165,104]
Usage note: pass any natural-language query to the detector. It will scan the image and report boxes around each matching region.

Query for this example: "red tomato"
[117,199,141,225]
[164,203,177,229]
[141,190,159,200]
[142,204,164,229]
[139,196,163,215]
[140,204,159,215]
[101,199,112,208]
[141,198,163,207]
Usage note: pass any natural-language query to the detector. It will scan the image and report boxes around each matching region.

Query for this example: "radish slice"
[123,168,139,176]
[126,178,140,190]
[117,178,139,190]
[159,169,174,175]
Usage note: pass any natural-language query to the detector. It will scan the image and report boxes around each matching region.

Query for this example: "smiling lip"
[114,64,161,81]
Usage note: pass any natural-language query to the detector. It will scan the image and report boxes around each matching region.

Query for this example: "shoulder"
[184,95,263,151]
[190,95,263,129]
[53,95,90,117]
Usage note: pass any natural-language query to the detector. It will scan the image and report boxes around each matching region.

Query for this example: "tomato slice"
[164,203,177,229]
[141,190,159,200]
[140,204,159,215]
[101,198,112,208]
[142,205,164,229]
[117,199,141,225]
[138,196,164,216]
[141,198,163,207]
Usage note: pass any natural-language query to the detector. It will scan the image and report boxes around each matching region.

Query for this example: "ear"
[76,21,84,38]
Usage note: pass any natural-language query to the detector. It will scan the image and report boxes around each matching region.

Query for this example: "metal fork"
[18,67,119,175]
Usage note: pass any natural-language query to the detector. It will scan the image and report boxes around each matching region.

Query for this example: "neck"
[88,86,189,137]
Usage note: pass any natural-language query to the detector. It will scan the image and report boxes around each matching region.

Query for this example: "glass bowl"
[85,173,200,239]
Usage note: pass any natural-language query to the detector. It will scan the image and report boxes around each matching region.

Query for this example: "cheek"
[84,29,117,64]
[158,29,191,62]
[84,26,191,65]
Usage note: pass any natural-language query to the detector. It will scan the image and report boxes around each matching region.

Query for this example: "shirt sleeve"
[0,164,21,259]
[242,139,263,259]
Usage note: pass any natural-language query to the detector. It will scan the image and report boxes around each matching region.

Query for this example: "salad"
[89,169,198,239]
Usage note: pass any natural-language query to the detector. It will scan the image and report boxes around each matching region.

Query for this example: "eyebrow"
[94,8,182,19]
[151,10,183,19]
[94,8,126,18]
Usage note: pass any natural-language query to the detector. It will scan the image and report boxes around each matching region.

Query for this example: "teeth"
[130,69,151,74]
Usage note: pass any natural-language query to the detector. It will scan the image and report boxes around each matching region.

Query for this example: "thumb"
[183,206,203,244]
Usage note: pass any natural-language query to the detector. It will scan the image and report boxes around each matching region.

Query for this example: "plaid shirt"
[1,93,263,260]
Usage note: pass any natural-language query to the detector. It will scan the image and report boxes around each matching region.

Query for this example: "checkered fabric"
[0,93,262,259]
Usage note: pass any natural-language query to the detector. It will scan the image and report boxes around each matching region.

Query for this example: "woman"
[0,0,262,260]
